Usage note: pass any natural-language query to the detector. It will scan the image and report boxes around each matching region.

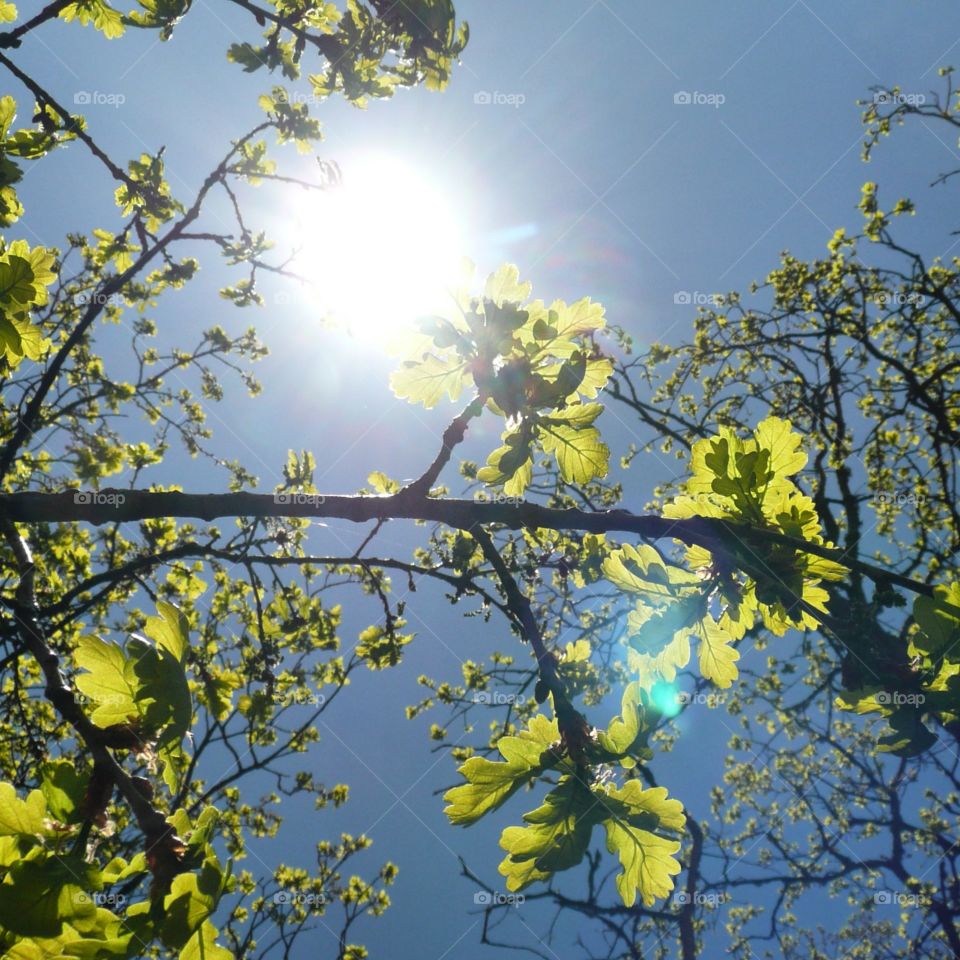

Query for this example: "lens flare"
[289,152,466,336]
[650,680,682,718]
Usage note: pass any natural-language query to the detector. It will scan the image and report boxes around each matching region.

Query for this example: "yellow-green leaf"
[0,782,47,836]
[696,615,739,688]
[444,715,559,826]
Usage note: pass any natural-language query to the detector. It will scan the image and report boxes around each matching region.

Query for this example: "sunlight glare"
[291,153,467,337]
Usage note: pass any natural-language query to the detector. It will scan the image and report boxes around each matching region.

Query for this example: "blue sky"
[9,1,960,957]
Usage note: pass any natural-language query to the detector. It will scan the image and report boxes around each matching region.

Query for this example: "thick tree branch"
[0,488,942,602]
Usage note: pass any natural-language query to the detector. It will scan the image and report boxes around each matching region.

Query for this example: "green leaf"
[389,353,468,408]
[597,683,646,762]
[696,615,740,688]
[444,714,560,825]
[355,624,412,670]
[477,429,533,495]
[626,593,706,658]
[60,0,125,38]
[913,582,960,655]
[498,776,602,891]
[0,852,100,937]
[537,422,608,484]
[159,741,188,795]
[0,254,35,305]
[73,634,144,727]
[629,624,691,687]
[599,782,684,907]
[7,239,55,294]
[40,761,89,825]
[877,706,938,758]
[179,921,234,960]
[134,640,192,744]
[754,416,808,482]
[0,781,47,836]
[603,544,699,598]
[61,931,136,959]
[0,95,16,139]
[162,860,225,949]
[483,263,531,307]
[226,42,266,73]
[367,470,400,494]
[144,600,189,662]
[543,402,602,428]
[73,623,193,745]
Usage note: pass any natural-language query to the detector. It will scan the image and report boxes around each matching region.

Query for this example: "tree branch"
[0,488,942,602]
[0,0,73,48]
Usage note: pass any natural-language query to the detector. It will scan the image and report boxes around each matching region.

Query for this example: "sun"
[289,152,468,337]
